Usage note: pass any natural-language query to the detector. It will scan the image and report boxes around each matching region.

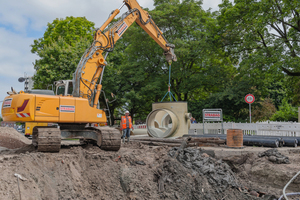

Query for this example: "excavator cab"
[54,80,73,96]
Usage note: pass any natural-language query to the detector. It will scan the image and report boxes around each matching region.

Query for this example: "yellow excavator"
[1,0,176,152]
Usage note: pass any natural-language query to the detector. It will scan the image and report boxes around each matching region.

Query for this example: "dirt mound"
[0,127,31,149]
[0,144,161,199]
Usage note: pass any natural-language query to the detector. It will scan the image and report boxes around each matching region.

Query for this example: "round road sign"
[245,94,255,104]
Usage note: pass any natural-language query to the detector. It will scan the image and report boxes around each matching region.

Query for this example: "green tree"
[252,98,277,122]
[270,98,298,121]
[31,16,94,53]
[33,37,92,88]
[209,0,300,121]
[218,0,300,75]
[31,17,95,88]
[189,77,258,122]
[152,0,237,101]
[107,0,237,121]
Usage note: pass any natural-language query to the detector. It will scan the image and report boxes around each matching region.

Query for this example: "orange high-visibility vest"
[121,116,132,129]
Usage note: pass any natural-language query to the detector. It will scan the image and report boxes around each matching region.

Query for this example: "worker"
[121,111,134,143]
[192,118,197,124]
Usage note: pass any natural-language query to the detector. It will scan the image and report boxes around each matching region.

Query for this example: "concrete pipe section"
[146,102,191,138]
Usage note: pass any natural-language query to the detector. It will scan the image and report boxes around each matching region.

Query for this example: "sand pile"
[0,127,31,149]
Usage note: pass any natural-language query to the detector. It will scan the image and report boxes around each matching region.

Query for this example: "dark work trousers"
[122,128,131,139]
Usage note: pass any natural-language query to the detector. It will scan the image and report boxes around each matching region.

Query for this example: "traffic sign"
[245,94,255,104]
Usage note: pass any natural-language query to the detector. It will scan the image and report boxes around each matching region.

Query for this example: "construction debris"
[169,147,240,192]
[258,149,290,164]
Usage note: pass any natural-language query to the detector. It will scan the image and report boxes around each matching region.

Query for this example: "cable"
[135,9,150,25]
[279,193,300,200]
[161,61,177,102]
[280,171,300,200]
[80,78,93,104]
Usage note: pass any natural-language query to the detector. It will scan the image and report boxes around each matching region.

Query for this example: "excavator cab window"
[57,85,65,96]
[55,80,73,96]
[67,82,73,95]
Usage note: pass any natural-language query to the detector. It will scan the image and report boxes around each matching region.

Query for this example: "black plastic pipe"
[282,138,298,147]
[243,138,279,148]
[184,134,299,148]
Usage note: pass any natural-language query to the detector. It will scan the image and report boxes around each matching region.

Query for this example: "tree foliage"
[31,16,94,53]
[31,17,95,88]
[218,0,300,75]
[270,98,298,121]
[105,0,237,122]
[252,98,277,122]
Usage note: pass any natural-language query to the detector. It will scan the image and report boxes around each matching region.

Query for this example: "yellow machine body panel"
[75,98,106,123]
[59,97,75,123]
[25,122,48,136]
[2,93,107,124]
[2,93,35,122]
[35,95,59,122]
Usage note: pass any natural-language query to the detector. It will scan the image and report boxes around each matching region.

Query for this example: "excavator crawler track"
[94,127,121,151]
[32,127,61,152]
[32,126,120,152]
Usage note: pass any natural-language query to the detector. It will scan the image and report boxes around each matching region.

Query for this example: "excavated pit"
[0,128,299,199]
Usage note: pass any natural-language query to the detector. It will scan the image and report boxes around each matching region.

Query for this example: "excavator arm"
[73,0,177,108]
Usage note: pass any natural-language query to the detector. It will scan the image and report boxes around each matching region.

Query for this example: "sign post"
[245,94,255,123]
[203,109,223,134]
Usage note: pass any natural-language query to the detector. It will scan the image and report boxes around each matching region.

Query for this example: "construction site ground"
[0,127,300,200]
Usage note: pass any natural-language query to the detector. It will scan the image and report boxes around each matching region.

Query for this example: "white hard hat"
[125,111,129,114]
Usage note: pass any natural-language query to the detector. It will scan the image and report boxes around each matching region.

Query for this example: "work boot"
[122,137,125,143]
[127,137,130,142]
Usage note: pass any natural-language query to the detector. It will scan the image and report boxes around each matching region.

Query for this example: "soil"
[0,129,299,200]
[0,127,31,149]
[227,150,300,199]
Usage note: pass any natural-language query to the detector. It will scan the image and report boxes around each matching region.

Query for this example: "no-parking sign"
[245,94,255,123]
[245,94,255,104]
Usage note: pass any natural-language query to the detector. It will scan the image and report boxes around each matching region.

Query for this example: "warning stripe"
[16,113,30,118]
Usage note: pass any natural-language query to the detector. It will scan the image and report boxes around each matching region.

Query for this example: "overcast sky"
[0,0,223,108]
